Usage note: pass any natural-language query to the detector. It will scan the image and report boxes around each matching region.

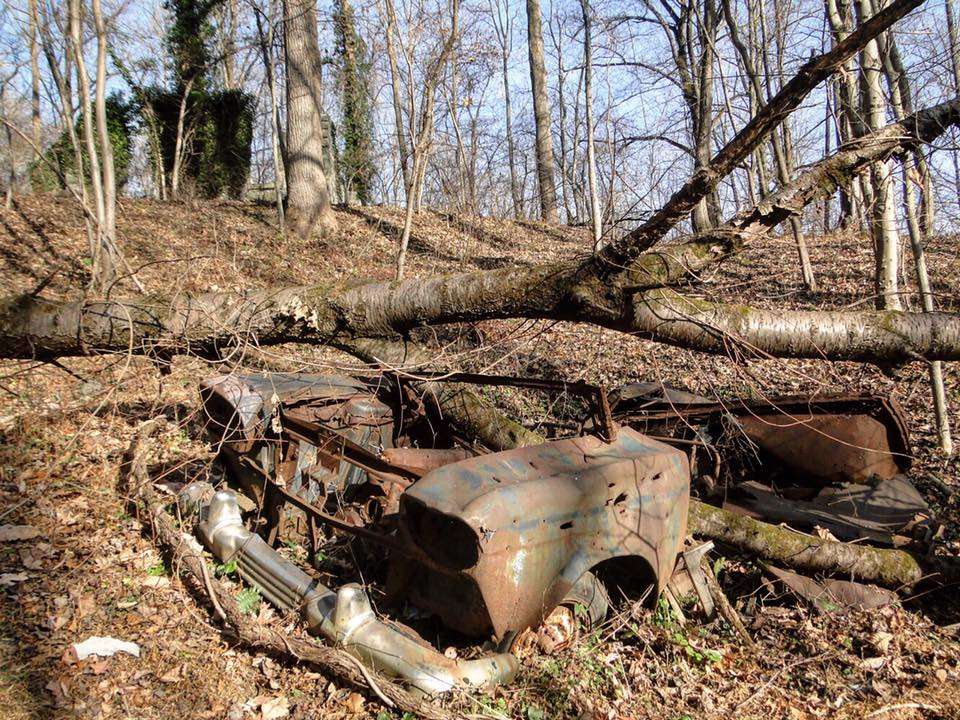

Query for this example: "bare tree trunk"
[255,4,286,233]
[579,0,602,249]
[28,0,41,166]
[827,0,867,228]
[873,15,953,454]
[170,78,194,200]
[857,0,902,310]
[692,0,719,232]
[1,80,13,208]
[383,0,410,199]
[725,0,816,291]
[396,0,460,279]
[946,0,960,218]
[221,0,238,90]
[902,155,953,455]
[92,0,116,287]
[38,0,92,240]
[525,0,559,224]
[553,20,575,224]
[491,0,521,219]
[283,0,337,239]
[70,0,109,289]
[763,0,817,290]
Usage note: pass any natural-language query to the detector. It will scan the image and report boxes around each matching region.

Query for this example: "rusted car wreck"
[189,371,921,694]
[193,372,690,693]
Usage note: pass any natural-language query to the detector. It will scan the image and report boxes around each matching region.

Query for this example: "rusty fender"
[196,490,518,695]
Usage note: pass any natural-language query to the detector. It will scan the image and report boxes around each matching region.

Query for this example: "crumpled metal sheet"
[724,476,933,546]
[612,384,912,484]
[765,565,899,612]
[393,427,690,638]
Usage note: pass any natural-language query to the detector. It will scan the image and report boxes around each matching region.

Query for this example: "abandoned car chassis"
[192,370,915,694]
[195,371,689,693]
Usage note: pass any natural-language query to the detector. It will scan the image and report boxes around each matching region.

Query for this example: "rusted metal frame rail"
[281,410,422,482]
[237,454,409,554]
[388,370,618,443]
[238,410,424,556]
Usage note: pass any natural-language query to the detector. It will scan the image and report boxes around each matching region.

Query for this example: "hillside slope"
[1,196,958,720]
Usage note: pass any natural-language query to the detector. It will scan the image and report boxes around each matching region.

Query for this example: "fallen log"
[4,100,960,366]
[687,501,931,589]
[122,419,458,720]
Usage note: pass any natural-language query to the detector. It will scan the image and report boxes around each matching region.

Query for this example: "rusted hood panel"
[400,428,690,638]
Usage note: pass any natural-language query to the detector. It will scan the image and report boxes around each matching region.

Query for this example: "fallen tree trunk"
[123,420,458,719]
[689,501,938,589]
[2,17,952,368]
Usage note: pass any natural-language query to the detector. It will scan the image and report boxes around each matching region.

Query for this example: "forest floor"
[0,195,959,720]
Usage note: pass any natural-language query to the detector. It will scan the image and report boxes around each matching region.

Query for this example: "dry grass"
[0,195,958,719]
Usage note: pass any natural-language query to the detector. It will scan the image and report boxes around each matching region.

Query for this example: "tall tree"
[28,0,41,165]
[525,0,559,224]
[334,0,374,204]
[253,1,286,232]
[92,0,117,282]
[722,0,817,291]
[579,0,602,248]
[857,0,902,310]
[70,0,113,288]
[490,0,522,219]
[283,0,337,237]
[393,0,460,278]
[645,0,721,232]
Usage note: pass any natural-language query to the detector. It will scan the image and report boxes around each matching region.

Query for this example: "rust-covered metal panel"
[735,409,905,484]
[614,388,911,483]
[393,428,689,638]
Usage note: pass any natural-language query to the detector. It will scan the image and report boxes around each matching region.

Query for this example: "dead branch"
[122,420,457,720]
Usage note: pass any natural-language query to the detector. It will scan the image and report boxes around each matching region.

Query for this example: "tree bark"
[3,98,958,364]
[283,0,337,239]
[383,0,411,199]
[525,0,559,224]
[579,0,603,250]
[28,0,41,163]
[254,4,286,233]
[491,0,522,219]
[70,0,112,290]
[92,0,117,285]
[857,0,902,311]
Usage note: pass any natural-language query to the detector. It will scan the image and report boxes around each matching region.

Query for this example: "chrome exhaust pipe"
[196,490,518,695]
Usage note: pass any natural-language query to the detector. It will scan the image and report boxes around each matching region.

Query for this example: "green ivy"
[30,92,135,193]
[133,0,255,199]
[334,0,375,204]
